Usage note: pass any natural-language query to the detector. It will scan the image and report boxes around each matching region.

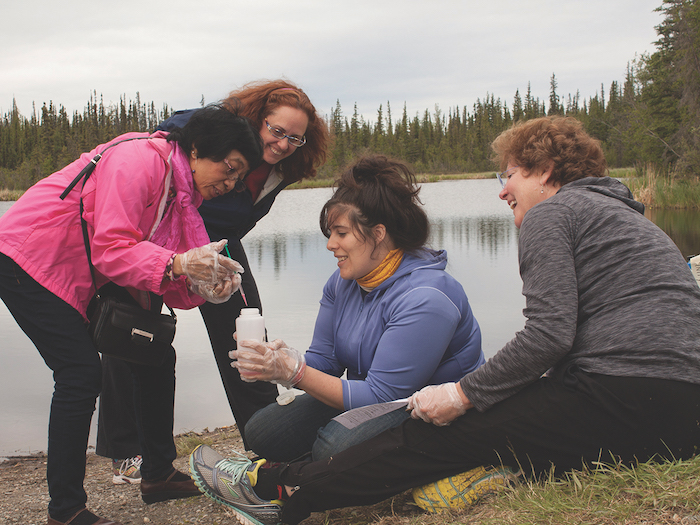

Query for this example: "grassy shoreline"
[6,424,698,524]
[177,427,700,525]
[2,168,697,210]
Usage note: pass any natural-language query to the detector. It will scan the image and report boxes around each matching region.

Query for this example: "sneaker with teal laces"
[412,465,521,513]
[189,444,282,525]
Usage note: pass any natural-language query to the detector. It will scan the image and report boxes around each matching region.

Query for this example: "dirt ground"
[0,426,421,525]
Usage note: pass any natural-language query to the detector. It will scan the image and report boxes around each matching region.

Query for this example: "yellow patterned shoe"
[412,465,520,513]
[189,445,283,525]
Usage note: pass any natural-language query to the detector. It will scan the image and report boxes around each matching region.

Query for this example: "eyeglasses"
[265,120,306,147]
[224,159,248,193]
[497,166,519,188]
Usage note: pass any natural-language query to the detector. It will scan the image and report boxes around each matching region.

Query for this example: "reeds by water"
[627,163,700,209]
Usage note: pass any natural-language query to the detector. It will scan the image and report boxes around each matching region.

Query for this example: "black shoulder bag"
[61,138,177,366]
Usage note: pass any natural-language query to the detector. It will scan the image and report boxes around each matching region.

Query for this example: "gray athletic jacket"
[461,177,700,411]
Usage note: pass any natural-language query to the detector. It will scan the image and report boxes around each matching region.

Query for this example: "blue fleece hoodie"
[305,248,484,410]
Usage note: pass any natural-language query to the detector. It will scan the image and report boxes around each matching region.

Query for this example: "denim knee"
[243,405,270,454]
[243,395,342,462]
[311,420,353,461]
[310,432,336,461]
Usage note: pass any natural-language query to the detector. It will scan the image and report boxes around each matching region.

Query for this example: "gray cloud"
[1,0,662,123]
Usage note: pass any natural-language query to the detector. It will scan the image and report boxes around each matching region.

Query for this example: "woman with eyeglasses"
[0,104,264,525]
[185,117,700,525]
[95,80,329,481]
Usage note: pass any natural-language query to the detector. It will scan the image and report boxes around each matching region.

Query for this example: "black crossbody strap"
[70,137,175,318]
[79,196,98,295]
[60,137,148,200]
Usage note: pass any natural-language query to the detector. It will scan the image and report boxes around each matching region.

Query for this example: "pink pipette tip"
[239,284,248,306]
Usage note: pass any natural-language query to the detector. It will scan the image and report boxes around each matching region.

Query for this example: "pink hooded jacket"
[0,132,206,319]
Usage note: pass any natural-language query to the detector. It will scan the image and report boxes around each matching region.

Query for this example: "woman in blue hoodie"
[231,155,484,462]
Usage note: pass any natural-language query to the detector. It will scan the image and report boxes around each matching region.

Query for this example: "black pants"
[96,237,278,457]
[197,237,279,440]
[0,254,177,520]
[279,368,700,524]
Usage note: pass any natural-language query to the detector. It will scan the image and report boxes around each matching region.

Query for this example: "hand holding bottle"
[230,338,306,389]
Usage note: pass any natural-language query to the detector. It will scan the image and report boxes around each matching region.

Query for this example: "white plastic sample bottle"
[235,308,266,382]
[235,308,265,348]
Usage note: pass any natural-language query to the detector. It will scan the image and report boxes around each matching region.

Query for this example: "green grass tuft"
[474,456,700,525]
[174,430,213,458]
[0,188,23,201]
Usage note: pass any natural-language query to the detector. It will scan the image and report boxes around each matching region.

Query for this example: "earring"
[540,184,545,194]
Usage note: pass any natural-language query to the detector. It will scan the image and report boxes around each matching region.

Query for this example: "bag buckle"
[131,328,154,343]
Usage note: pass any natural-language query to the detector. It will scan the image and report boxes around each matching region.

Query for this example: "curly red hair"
[491,116,607,186]
[223,80,329,183]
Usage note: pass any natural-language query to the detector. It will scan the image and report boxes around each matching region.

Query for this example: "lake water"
[1,179,697,457]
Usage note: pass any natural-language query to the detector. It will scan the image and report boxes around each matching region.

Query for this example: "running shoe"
[412,465,520,513]
[189,445,283,525]
[112,455,143,485]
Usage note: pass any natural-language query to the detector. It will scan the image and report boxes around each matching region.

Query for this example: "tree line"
[1,0,697,190]
[0,92,173,189]
[326,0,699,178]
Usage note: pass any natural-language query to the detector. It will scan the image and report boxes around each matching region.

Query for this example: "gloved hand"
[179,239,243,284]
[188,272,241,304]
[230,338,285,383]
[230,338,306,389]
[407,382,470,426]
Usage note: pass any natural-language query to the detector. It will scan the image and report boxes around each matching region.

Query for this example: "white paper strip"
[332,398,409,429]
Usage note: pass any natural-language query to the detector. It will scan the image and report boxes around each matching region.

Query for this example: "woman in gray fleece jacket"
[187,116,700,525]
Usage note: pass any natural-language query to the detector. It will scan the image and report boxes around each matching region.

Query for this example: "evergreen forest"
[1,0,698,191]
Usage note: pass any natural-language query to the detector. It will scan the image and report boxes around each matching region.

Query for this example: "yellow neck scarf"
[356,248,404,290]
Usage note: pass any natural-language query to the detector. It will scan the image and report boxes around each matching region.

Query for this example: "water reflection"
[245,233,328,280]
[244,216,519,278]
[646,208,700,258]
[430,216,518,261]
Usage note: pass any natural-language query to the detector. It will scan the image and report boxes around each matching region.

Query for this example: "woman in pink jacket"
[0,104,262,525]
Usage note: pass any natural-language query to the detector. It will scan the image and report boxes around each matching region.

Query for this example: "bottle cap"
[276,390,297,406]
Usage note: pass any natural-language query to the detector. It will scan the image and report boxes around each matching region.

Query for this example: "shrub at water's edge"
[627,163,700,209]
[0,189,23,201]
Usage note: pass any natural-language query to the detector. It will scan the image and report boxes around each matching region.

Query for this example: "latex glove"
[188,273,241,304]
[230,339,306,389]
[179,239,243,284]
[407,382,470,426]
[230,338,286,383]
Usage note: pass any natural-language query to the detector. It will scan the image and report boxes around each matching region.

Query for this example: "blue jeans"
[0,254,177,520]
[244,392,411,462]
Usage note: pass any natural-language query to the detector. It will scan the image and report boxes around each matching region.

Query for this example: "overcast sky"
[1,1,663,124]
